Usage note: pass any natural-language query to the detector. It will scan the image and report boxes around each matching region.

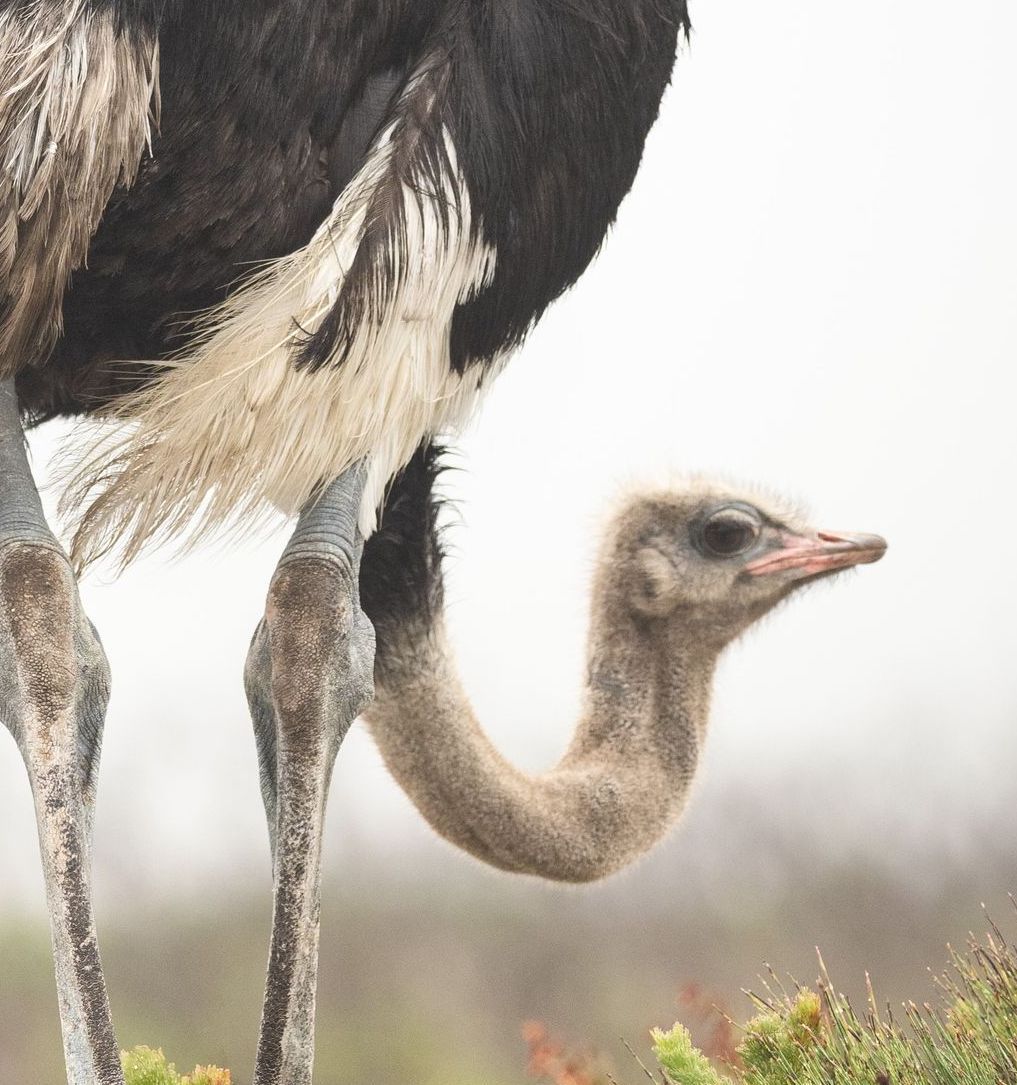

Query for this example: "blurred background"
[2,0,1016,1081]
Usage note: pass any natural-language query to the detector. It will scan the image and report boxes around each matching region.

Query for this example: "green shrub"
[122,1046,230,1085]
[651,919,1017,1085]
[651,1023,727,1085]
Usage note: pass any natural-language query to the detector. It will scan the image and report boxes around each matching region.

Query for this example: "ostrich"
[0,0,886,1083]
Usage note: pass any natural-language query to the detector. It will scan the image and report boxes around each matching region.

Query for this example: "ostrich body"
[0,2,887,1084]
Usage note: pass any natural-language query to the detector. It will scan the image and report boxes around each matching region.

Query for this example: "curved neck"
[364,574,717,882]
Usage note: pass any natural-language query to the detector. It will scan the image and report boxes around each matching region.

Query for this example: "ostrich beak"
[745,529,887,579]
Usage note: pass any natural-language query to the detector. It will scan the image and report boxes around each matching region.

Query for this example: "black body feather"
[360,442,448,682]
[9,0,688,616]
[15,0,688,419]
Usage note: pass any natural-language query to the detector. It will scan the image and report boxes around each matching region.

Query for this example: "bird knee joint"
[0,544,79,725]
[264,558,373,725]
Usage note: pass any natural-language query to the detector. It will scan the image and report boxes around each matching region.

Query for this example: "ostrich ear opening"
[630,547,681,617]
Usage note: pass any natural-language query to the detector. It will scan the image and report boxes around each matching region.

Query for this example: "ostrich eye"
[698,507,762,558]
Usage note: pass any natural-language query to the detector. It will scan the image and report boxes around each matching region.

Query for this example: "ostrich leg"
[246,464,375,1085]
[0,382,122,1085]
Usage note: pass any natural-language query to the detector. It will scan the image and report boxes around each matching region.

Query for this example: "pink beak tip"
[746,529,887,577]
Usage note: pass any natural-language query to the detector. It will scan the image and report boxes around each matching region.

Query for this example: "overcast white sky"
[1,0,1016,911]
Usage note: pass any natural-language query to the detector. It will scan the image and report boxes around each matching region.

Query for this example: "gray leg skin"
[0,382,123,1085]
[246,465,375,1085]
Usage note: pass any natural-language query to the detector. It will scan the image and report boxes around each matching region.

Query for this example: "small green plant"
[648,916,1017,1085]
[651,1023,725,1085]
[122,1046,230,1085]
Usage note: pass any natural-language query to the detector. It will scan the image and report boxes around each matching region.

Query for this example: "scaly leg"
[246,465,375,1085]
[0,382,123,1085]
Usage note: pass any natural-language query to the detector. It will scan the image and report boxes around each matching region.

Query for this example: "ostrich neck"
[364,577,717,882]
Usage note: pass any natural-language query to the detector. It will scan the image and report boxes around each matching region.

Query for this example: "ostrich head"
[606,483,887,646]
